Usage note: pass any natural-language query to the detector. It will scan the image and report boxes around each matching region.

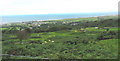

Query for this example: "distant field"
[1,15,118,59]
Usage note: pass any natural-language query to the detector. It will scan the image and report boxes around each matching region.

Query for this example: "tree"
[15,28,32,44]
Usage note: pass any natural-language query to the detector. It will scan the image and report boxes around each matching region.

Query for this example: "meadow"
[1,15,119,59]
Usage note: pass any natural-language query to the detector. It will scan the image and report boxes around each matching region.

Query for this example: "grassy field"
[1,15,119,59]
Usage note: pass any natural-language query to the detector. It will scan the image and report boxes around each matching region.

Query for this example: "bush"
[47,26,72,32]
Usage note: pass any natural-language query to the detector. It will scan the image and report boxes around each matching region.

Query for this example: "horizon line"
[1,11,118,16]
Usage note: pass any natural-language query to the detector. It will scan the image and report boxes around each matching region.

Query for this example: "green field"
[1,15,119,59]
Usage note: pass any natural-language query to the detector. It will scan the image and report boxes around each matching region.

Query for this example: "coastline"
[2,14,118,59]
[1,14,118,25]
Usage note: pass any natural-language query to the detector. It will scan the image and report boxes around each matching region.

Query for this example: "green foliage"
[2,15,118,59]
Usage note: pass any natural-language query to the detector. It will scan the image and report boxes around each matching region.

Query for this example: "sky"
[0,0,119,15]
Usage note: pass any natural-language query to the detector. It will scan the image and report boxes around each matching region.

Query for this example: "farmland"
[1,15,119,59]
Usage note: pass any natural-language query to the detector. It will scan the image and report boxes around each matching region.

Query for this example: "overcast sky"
[0,0,119,15]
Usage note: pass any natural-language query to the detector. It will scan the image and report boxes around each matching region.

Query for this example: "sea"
[1,12,117,24]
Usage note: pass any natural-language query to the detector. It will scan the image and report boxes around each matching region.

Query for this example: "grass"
[2,27,118,59]
[1,15,118,59]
